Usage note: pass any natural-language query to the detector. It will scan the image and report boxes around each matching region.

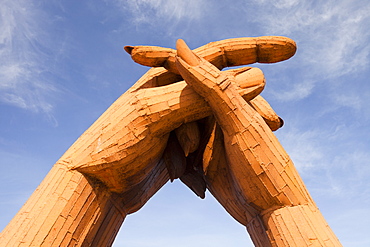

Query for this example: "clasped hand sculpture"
[0,37,342,247]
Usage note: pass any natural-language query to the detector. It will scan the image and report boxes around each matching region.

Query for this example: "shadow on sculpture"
[0,36,342,246]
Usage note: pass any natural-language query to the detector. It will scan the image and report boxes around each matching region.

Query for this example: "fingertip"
[124,46,134,55]
[176,39,200,66]
[278,117,284,128]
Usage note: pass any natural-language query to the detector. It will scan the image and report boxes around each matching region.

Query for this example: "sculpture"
[0,36,342,246]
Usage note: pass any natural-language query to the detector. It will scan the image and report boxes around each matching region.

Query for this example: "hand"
[175,39,312,224]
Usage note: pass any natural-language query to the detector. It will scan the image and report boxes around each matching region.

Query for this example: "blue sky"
[1,0,369,246]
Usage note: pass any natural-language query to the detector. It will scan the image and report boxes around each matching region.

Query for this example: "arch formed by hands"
[0,37,342,247]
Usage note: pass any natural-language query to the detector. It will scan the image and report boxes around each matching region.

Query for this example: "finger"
[249,95,284,131]
[176,39,248,139]
[124,45,175,67]
[175,39,225,99]
[175,121,200,157]
[162,132,187,182]
[197,36,297,68]
[126,36,296,72]
[230,67,265,102]
[126,36,293,91]
[179,169,207,199]
[203,121,258,226]
[176,39,200,66]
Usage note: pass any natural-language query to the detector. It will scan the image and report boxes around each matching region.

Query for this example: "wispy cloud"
[270,80,315,102]
[277,127,325,171]
[0,0,59,113]
[110,0,207,27]
[251,0,370,100]
[277,120,370,200]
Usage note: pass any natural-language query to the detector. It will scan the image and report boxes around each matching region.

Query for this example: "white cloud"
[0,0,59,113]
[277,127,325,171]
[251,0,370,99]
[271,80,315,101]
[330,92,362,111]
[110,0,207,25]
[326,150,370,199]
[273,0,300,9]
[276,116,370,200]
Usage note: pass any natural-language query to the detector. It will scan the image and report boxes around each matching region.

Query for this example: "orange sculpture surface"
[0,36,342,246]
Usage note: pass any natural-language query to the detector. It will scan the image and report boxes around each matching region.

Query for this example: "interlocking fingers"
[124,37,288,198]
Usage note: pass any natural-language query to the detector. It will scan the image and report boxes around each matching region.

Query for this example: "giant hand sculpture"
[0,36,342,247]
